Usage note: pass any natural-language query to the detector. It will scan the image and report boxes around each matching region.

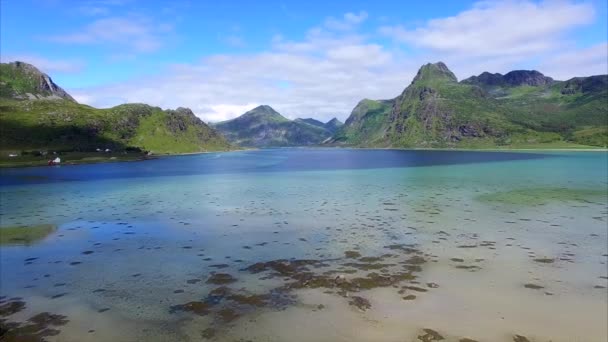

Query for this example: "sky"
[1,0,607,123]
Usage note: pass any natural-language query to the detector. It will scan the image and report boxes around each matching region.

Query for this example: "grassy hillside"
[332,62,607,148]
[493,77,608,146]
[330,99,393,146]
[0,99,231,154]
[0,61,232,166]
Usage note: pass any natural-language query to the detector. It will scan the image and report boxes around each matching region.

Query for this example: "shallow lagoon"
[1,149,607,341]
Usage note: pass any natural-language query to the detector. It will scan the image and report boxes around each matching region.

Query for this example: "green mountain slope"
[214,105,332,147]
[462,72,608,147]
[0,62,231,156]
[331,99,393,146]
[332,62,607,148]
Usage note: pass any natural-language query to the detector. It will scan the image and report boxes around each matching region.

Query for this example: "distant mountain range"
[1,60,606,158]
[213,105,341,147]
[331,62,607,148]
[0,62,231,154]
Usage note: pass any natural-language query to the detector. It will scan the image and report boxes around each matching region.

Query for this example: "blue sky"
[1,0,607,122]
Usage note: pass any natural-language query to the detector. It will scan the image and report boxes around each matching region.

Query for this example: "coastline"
[0,145,604,169]
[0,148,246,169]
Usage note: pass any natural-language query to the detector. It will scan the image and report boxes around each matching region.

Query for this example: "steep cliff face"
[330,99,393,146]
[384,62,512,147]
[462,70,554,88]
[332,62,607,148]
[0,62,76,101]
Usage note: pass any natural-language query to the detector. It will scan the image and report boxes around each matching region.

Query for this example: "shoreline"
[0,148,245,169]
[0,145,604,169]
[329,146,608,152]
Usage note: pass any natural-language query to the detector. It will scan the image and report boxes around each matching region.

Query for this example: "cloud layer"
[48,15,173,53]
[55,1,608,123]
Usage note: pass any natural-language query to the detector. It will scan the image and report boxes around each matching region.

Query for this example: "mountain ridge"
[0,62,232,156]
[331,62,607,148]
[214,105,332,147]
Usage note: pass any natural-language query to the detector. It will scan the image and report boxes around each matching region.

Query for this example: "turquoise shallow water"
[1,149,607,341]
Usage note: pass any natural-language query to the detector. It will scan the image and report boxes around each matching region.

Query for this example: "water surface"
[1,149,606,341]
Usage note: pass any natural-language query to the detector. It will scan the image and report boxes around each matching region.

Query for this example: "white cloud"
[47,15,173,53]
[379,0,595,57]
[1,55,85,73]
[70,24,415,123]
[324,11,368,31]
[540,42,608,79]
[68,1,604,124]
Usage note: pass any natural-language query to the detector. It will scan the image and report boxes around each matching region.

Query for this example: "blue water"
[0,148,548,186]
[0,149,606,342]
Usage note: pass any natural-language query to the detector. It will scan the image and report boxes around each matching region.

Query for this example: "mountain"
[463,70,607,147]
[214,105,332,147]
[0,62,231,156]
[295,117,343,133]
[461,70,554,89]
[324,118,344,133]
[331,99,393,145]
[295,118,326,129]
[0,61,75,101]
[331,62,607,148]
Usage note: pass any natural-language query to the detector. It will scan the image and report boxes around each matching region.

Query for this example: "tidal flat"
[0,149,606,341]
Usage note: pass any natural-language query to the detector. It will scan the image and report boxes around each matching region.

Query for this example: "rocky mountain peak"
[0,61,76,101]
[462,70,553,87]
[502,70,553,86]
[412,62,458,84]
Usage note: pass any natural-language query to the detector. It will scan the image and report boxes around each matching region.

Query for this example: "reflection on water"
[0,149,606,341]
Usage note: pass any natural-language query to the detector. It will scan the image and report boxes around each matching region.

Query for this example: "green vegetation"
[332,62,607,149]
[330,99,393,146]
[0,62,232,165]
[476,187,607,206]
[0,151,150,168]
[214,105,332,147]
[0,99,231,156]
[0,224,57,245]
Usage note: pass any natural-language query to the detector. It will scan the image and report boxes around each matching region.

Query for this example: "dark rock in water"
[533,258,554,264]
[402,294,416,301]
[348,296,371,311]
[0,300,26,317]
[227,293,270,307]
[524,283,544,290]
[170,301,211,316]
[209,264,230,269]
[206,273,237,285]
[344,251,361,258]
[513,335,531,342]
[201,328,216,338]
[244,259,324,277]
[418,328,445,341]
[217,308,240,322]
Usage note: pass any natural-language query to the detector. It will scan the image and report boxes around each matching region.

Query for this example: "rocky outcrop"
[0,61,76,101]
[462,70,553,87]
[560,75,608,94]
